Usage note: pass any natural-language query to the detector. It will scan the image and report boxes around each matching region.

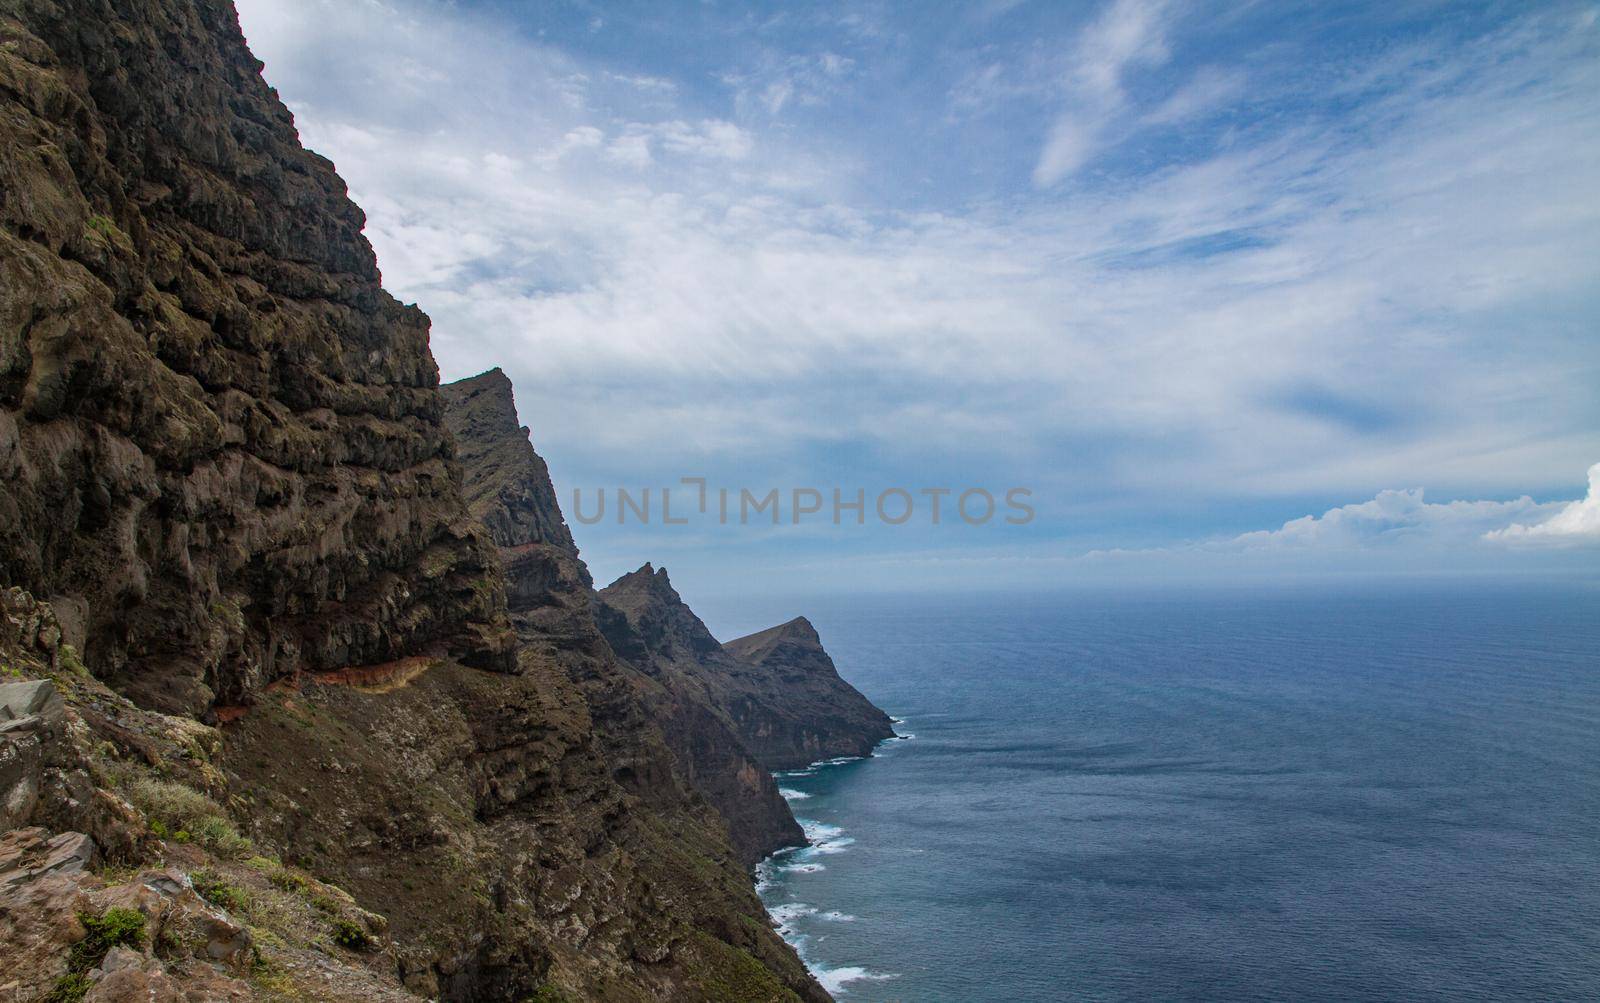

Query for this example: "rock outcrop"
[723,617,897,769]
[441,369,804,866]
[441,369,576,556]
[0,0,513,717]
[598,568,896,772]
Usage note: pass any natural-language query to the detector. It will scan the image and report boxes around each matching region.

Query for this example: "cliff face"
[441,370,576,556]
[0,4,828,1001]
[598,569,896,772]
[441,370,803,866]
[723,618,897,769]
[0,0,513,717]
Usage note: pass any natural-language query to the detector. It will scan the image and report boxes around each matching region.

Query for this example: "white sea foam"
[769,902,817,921]
[754,859,778,893]
[768,902,818,937]
[800,820,842,841]
[773,747,884,782]
[796,820,856,856]
[780,861,825,875]
[757,747,898,995]
[814,965,899,996]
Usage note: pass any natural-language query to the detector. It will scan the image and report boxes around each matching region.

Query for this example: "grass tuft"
[330,918,371,951]
[127,778,252,857]
[45,907,147,1002]
[191,869,250,912]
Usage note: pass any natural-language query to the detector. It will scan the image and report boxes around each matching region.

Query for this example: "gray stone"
[0,828,96,887]
[0,681,63,726]
[0,714,42,734]
[0,731,43,829]
[96,945,150,975]
[39,831,97,877]
[0,825,96,889]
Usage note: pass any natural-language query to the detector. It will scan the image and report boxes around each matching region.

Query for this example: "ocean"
[701,582,1600,1001]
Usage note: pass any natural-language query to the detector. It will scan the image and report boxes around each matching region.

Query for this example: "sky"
[233,0,1600,597]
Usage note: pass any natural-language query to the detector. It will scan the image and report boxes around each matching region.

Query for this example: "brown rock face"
[441,370,804,866]
[0,4,830,1000]
[0,0,511,715]
[598,567,897,773]
[441,368,576,555]
[723,617,898,769]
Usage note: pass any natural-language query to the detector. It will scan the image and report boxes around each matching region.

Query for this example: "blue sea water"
[702,583,1600,1001]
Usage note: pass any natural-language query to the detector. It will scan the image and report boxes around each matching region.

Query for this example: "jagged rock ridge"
[723,616,897,769]
[441,368,576,555]
[599,567,897,772]
[441,369,805,866]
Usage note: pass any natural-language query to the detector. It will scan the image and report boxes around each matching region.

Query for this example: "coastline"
[756,721,914,997]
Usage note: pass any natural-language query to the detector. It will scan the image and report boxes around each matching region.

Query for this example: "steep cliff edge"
[0,0,515,717]
[723,618,897,770]
[441,369,576,556]
[0,3,826,1000]
[441,369,804,866]
[597,568,896,772]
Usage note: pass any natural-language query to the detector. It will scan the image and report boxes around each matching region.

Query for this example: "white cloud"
[762,79,794,115]
[1065,461,1598,565]
[1033,0,1172,186]
[596,120,755,170]
[605,71,677,95]
[704,464,1597,593]
[1228,490,1560,551]
[1075,0,1171,98]
[1487,463,1600,543]
[233,0,1600,529]
[603,133,653,168]
[1143,65,1247,125]
[653,120,753,160]
[724,51,857,119]
[1034,118,1102,187]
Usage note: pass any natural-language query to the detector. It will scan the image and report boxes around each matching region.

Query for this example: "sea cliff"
[0,2,890,999]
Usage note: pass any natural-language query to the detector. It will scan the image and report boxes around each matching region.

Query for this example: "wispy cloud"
[234,0,1600,588]
[722,49,856,118]
[1142,65,1246,126]
[1080,460,1599,565]
[1033,0,1172,186]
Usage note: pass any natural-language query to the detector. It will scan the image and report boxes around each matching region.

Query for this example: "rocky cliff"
[597,569,896,772]
[0,0,514,718]
[440,369,804,866]
[0,2,832,1000]
[722,618,897,770]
